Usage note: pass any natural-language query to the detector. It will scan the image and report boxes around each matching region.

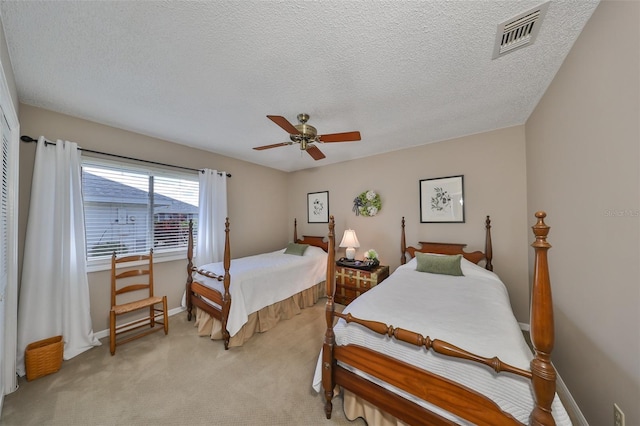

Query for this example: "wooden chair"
[110,250,168,355]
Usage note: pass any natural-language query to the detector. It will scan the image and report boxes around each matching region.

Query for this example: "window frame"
[81,156,198,272]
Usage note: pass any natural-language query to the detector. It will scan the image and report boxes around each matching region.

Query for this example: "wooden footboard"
[322,212,557,426]
[186,218,231,349]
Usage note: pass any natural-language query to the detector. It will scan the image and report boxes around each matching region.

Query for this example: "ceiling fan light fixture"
[291,123,317,142]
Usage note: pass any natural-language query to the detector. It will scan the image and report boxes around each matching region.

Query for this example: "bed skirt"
[343,390,408,426]
[193,281,326,347]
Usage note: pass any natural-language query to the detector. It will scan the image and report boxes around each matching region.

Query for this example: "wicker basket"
[25,335,63,381]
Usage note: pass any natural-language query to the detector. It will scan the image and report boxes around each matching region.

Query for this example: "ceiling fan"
[253,113,361,160]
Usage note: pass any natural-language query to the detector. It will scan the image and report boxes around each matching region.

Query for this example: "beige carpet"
[1,300,365,425]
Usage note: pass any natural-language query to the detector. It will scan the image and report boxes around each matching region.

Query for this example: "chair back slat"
[115,269,151,280]
[115,284,151,296]
[111,251,155,305]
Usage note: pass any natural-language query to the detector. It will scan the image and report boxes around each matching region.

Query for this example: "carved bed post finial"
[186,219,194,321]
[529,211,556,426]
[294,218,298,242]
[400,217,407,265]
[485,216,493,271]
[323,215,336,418]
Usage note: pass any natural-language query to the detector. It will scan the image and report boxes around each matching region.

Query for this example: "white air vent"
[492,2,549,59]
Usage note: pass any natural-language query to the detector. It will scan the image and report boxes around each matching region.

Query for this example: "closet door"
[0,114,6,306]
[0,110,8,393]
[0,70,19,410]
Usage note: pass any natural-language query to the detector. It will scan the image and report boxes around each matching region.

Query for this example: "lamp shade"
[339,229,360,248]
[339,229,360,260]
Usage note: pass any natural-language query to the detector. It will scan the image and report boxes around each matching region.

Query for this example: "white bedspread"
[194,245,327,336]
[312,257,571,425]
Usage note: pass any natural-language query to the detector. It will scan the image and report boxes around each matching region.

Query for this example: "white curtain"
[196,169,228,265]
[16,138,101,376]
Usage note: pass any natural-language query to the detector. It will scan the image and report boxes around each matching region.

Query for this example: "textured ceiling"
[0,1,598,172]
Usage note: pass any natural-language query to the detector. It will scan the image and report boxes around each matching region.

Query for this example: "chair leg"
[149,305,155,328]
[109,310,116,355]
[162,296,169,335]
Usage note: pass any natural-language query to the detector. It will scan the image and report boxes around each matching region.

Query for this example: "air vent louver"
[492,2,549,59]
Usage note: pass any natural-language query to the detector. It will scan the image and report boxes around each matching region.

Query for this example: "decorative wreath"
[353,190,382,217]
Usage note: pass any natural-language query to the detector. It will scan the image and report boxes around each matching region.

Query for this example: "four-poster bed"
[315,212,568,425]
[185,218,328,349]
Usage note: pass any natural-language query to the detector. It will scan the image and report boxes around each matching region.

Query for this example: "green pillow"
[284,243,309,256]
[415,253,464,276]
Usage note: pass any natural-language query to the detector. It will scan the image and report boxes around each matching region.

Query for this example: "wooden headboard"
[293,218,329,252]
[400,216,493,271]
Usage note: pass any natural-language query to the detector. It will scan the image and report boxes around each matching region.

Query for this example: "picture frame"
[420,175,465,223]
[307,191,329,223]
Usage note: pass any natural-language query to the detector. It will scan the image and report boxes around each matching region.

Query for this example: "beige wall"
[289,125,532,322]
[17,104,290,331]
[526,1,640,425]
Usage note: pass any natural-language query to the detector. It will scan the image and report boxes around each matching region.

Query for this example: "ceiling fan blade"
[318,131,361,143]
[306,145,326,161]
[267,115,301,135]
[253,142,290,150]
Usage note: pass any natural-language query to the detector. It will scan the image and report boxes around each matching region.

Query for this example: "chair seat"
[111,296,164,315]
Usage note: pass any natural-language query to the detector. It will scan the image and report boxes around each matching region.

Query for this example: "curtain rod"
[20,135,232,177]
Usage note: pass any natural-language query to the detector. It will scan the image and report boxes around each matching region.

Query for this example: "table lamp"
[339,229,360,260]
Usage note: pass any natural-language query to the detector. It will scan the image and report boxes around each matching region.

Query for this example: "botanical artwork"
[420,175,464,223]
[431,186,452,213]
[313,198,324,216]
[353,190,382,217]
[307,191,329,223]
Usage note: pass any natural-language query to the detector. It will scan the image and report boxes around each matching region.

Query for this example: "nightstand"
[334,264,389,305]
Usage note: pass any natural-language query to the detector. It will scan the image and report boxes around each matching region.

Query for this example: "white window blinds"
[81,158,199,262]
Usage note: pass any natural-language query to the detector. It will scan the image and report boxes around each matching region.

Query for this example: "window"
[81,158,199,266]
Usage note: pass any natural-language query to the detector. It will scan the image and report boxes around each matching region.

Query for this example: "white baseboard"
[555,368,589,425]
[93,306,186,340]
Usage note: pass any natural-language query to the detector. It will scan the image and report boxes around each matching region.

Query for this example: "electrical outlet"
[614,403,625,426]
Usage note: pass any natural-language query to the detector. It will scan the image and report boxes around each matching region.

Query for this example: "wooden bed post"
[322,215,336,418]
[221,217,231,350]
[400,217,407,265]
[529,211,556,426]
[294,218,298,242]
[484,216,493,271]
[186,219,194,321]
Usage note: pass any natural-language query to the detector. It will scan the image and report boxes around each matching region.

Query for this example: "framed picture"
[307,191,329,223]
[420,175,465,223]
